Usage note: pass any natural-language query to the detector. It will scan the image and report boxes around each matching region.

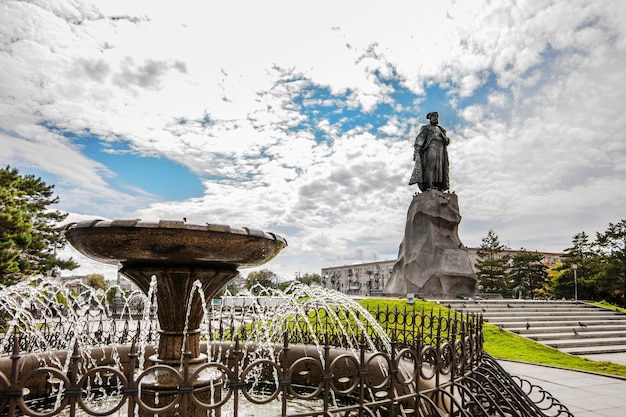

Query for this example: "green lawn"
[589,300,626,313]
[359,298,626,378]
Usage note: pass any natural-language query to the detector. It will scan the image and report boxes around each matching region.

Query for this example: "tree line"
[475,225,626,306]
[242,269,321,294]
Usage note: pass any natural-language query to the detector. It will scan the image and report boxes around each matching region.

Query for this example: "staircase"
[441,299,626,355]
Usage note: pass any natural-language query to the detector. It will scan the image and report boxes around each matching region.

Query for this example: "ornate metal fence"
[1,315,151,355]
[0,305,574,416]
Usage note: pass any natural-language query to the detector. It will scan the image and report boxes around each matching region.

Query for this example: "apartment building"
[321,260,396,297]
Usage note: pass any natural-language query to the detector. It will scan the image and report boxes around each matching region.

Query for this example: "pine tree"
[596,220,626,306]
[475,230,510,295]
[562,232,594,278]
[509,248,547,298]
[554,232,599,300]
[0,166,78,285]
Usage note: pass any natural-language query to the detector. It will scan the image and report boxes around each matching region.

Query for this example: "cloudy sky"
[1,0,625,282]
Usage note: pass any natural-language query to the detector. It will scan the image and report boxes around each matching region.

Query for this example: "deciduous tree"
[86,273,107,290]
[245,269,277,294]
[297,273,321,286]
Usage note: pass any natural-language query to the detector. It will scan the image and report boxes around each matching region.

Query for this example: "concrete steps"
[524,330,626,340]
[485,316,623,324]
[507,322,626,338]
[562,344,626,355]
[439,299,626,356]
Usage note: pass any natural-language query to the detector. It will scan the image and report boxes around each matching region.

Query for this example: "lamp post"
[572,263,578,301]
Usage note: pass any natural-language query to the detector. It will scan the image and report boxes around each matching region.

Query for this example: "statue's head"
[426,112,439,125]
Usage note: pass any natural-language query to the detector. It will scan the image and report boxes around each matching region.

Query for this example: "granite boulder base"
[385,190,478,298]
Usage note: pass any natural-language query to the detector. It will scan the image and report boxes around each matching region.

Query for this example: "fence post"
[126,340,138,417]
[5,332,22,417]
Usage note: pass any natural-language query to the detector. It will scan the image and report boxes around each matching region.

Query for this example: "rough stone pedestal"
[384,190,478,298]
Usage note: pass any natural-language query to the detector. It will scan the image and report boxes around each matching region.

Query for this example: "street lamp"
[572,263,578,301]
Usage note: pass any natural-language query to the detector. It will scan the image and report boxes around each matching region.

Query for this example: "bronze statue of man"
[409,111,450,192]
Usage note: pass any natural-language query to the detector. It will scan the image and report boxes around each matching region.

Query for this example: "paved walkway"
[499,355,626,417]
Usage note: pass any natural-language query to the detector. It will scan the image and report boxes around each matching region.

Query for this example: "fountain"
[0,218,576,417]
[63,219,285,362]
[61,218,287,416]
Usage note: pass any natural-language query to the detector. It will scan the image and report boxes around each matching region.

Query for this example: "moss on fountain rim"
[62,218,287,268]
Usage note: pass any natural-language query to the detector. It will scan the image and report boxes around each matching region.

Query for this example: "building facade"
[465,248,564,270]
[321,260,396,297]
[321,249,564,297]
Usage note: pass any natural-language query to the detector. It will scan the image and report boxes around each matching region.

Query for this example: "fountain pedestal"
[122,265,238,363]
[63,219,287,417]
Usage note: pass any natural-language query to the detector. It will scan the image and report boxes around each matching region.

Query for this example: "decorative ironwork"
[1,313,153,355]
[0,305,574,416]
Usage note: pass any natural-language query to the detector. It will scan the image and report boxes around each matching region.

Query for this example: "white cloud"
[1,0,626,280]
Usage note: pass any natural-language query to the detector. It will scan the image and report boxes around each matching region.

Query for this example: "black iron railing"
[0,305,573,417]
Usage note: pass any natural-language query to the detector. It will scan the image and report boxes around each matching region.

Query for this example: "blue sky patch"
[291,80,424,142]
[87,145,205,200]
[41,122,205,201]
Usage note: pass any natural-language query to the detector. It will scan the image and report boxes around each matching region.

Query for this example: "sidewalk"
[499,358,626,417]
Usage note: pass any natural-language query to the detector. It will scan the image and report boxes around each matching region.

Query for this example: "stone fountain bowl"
[63,219,287,268]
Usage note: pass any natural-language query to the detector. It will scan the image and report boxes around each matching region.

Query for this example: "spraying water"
[2,278,411,416]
